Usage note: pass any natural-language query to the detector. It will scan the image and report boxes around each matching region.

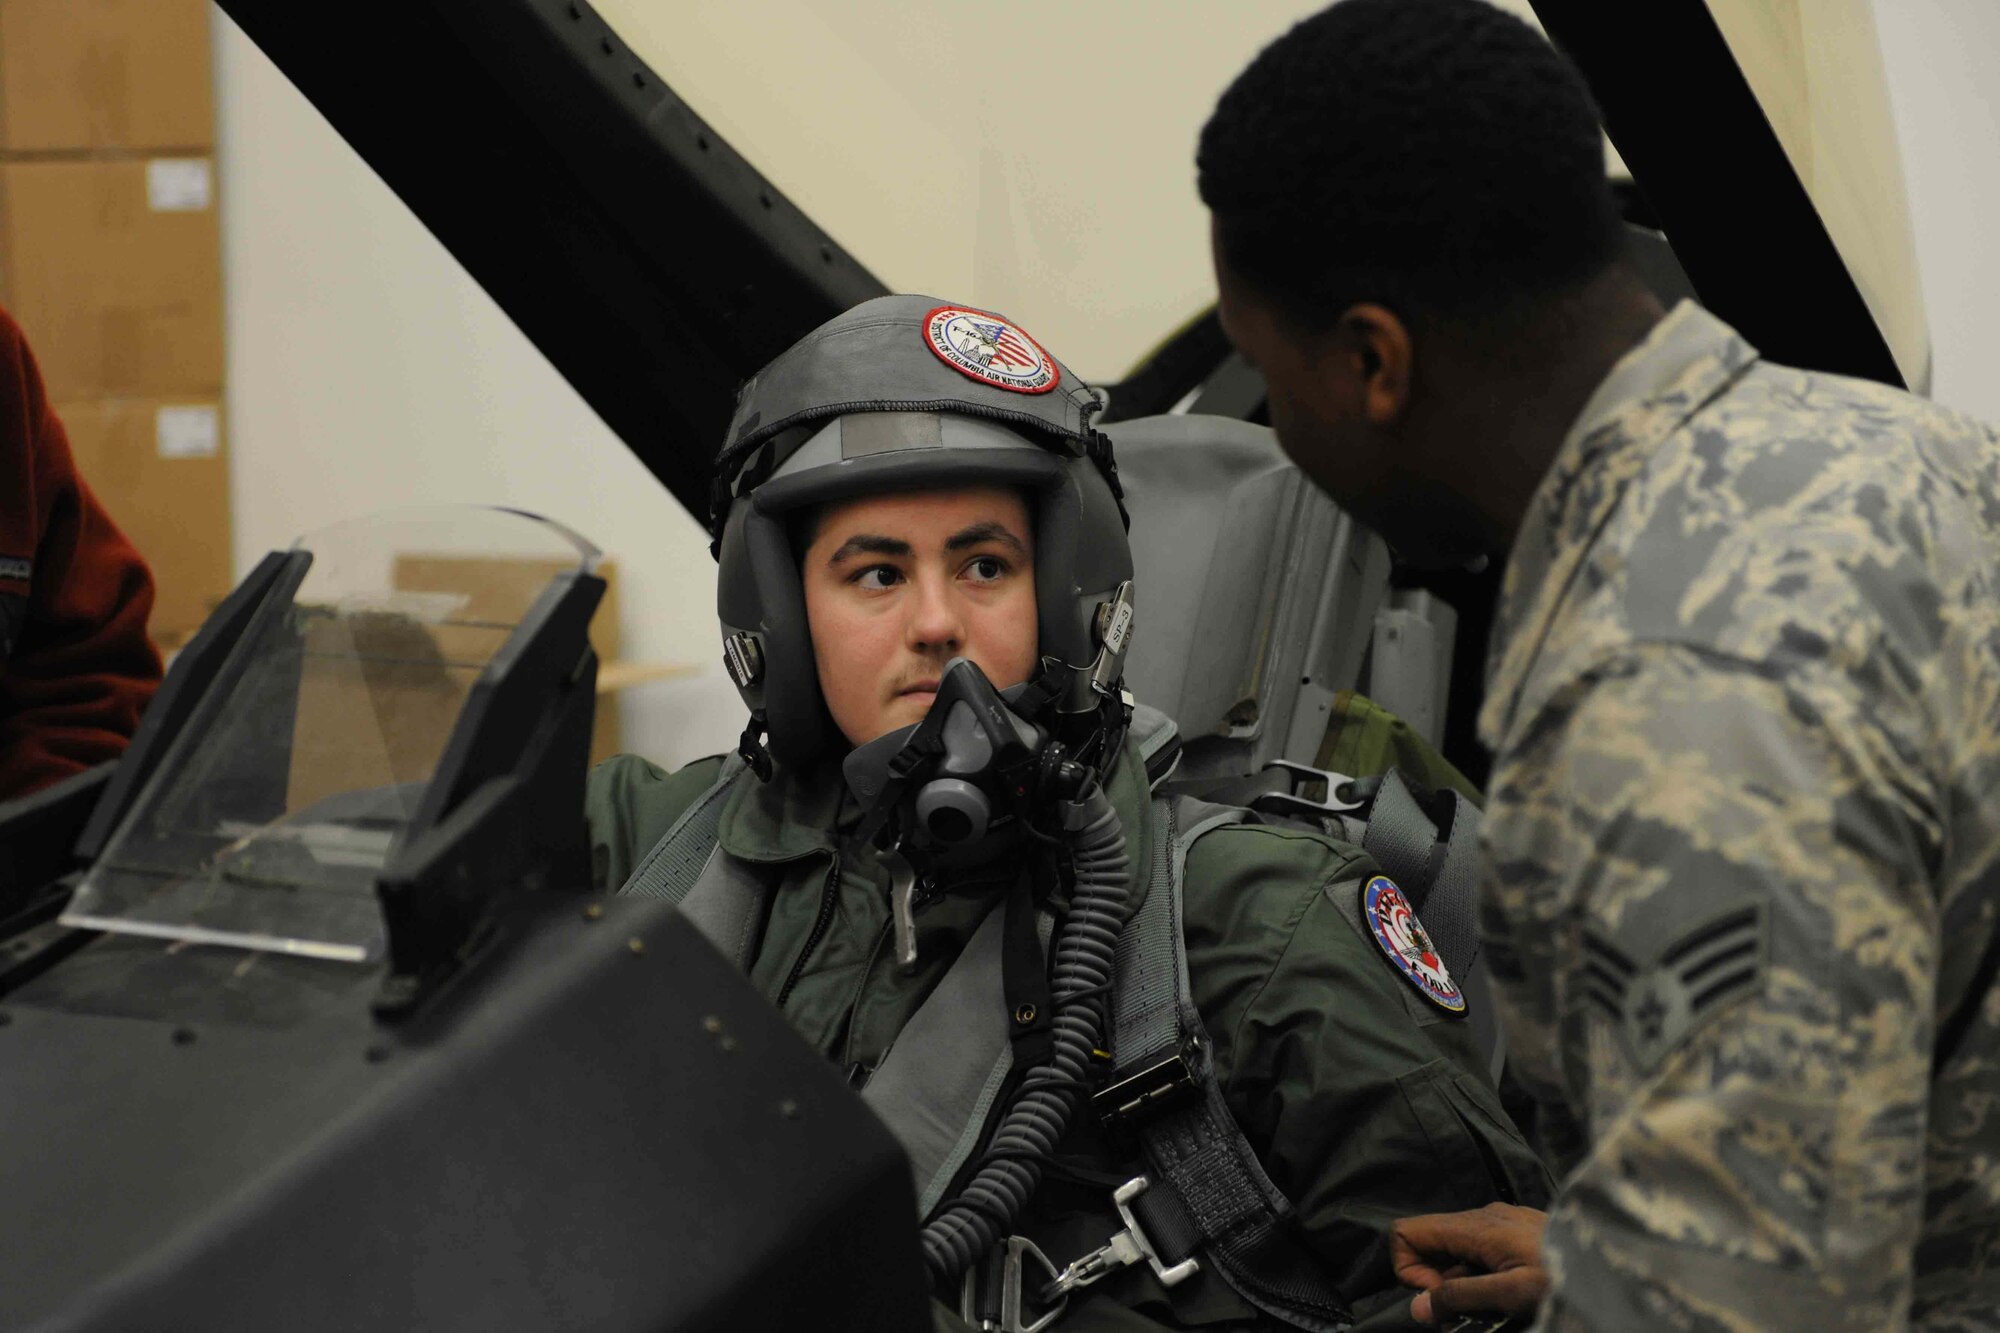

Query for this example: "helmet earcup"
[1033,456,1134,675]
[716,495,839,769]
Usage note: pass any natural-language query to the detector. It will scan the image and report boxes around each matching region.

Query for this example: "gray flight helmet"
[713,294,1134,771]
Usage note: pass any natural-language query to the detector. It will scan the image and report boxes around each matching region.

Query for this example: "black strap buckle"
[1044,1176,1201,1301]
[1090,1052,1197,1130]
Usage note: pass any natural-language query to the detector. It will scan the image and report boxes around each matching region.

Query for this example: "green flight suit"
[587,738,1550,1331]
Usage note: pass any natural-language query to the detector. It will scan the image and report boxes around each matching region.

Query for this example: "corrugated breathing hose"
[918,776,1130,1287]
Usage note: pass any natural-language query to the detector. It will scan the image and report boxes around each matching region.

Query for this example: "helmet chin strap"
[734,709,774,782]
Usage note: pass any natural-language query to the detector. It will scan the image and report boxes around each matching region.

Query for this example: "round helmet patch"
[1362,876,1466,1014]
[922,306,1059,395]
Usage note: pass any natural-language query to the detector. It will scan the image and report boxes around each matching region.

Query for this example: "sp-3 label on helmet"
[923,306,1059,395]
[1362,876,1466,1014]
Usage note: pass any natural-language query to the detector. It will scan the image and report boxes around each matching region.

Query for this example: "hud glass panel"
[62,506,599,963]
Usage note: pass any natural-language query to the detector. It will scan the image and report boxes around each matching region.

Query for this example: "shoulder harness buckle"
[962,1177,1199,1333]
[1090,1051,1198,1129]
[1047,1175,1201,1298]
[1248,760,1366,821]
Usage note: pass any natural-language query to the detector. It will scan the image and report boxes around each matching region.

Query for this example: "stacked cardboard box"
[0,0,227,646]
[283,556,674,805]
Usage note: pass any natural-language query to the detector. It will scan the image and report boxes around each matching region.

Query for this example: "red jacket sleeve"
[0,306,163,799]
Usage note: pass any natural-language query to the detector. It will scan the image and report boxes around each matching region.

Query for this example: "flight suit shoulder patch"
[1361,875,1466,1015]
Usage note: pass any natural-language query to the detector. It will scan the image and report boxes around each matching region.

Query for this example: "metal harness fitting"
[960,1176,1198,1333]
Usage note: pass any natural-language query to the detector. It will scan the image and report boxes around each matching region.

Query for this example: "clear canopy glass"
[61,506,599,963]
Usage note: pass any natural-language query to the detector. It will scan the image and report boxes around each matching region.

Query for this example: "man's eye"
[854,565,902,591]
[965,556,1008,583]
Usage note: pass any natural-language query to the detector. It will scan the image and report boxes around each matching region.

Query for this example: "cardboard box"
[0,0,213,152]
[55,396,230,642]
[283,554,701,810]
[287,608,473,816]
[392,555,632,766]
[0,158,223,397]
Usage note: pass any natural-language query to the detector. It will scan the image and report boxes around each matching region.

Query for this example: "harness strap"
[619,755,744,904]
[616,757,783,970]
[1352,773,1500,1078]
[676,844,771,970]
[1359,770,1483,983]
[1098,796,1353,1333]
[864,898,1059,1219]
[864,899,1015,1216]
[1106,798,1232,1070]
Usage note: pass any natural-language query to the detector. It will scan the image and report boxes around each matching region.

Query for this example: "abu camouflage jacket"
[587,738,1550,1331]
[1479,300,2000,1330]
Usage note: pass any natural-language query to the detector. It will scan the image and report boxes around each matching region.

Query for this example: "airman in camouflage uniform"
[1196,1,2000,1324]
[1477,300,2000,1330]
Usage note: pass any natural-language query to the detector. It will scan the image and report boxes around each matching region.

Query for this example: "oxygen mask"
[843,657,1093,971]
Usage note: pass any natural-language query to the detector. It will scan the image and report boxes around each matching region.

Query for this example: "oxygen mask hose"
[840,657,1134,1289]
[918,763,1131,1289]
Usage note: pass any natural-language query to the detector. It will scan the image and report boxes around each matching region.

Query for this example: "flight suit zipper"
[775,854,840,1009]
[843,917,897,1090]
[839,869,950,1087]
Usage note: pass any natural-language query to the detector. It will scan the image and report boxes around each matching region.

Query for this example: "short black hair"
[1198,0,1624,331]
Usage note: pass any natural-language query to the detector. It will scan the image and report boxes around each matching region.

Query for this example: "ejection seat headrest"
[1108,413,1390,771]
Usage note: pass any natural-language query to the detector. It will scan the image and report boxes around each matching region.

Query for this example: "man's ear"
[1337,304,1413,426]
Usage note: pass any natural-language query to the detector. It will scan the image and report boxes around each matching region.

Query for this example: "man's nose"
[905,570,964,654]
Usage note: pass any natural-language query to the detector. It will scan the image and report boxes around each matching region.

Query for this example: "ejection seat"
[1107,413,1500,1071]
[1111,413,1393,778]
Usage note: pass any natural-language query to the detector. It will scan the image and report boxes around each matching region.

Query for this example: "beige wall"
[1870,0,2000,423]
[213,9,747,771]
[1705,0,1930,391]
[594,0,1329,380]
[217,0,1979,778]
[594,0,1583,382]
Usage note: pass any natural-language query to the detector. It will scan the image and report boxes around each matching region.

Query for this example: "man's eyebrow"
[944,521,1028,555]
[824,533,911,565]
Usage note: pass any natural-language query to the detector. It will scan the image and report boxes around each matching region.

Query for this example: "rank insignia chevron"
[1580,902,1767,1072]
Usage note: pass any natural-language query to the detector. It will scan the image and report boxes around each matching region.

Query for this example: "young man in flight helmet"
[586,294,1548,1331]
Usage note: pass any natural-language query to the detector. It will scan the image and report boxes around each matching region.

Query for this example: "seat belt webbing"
[675,844,771,970]
[1360,770,1483,983]
[864,899,1056,1219]
[619,756,744,904]
[1102,797,1352,1333]
[616,756,780,968]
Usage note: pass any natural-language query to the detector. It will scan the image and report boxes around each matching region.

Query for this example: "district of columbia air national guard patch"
[922,306,1060,395]
[1362,875,1466,1014]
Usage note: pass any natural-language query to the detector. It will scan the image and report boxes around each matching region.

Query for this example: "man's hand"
[1390,1202,1550,1325]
